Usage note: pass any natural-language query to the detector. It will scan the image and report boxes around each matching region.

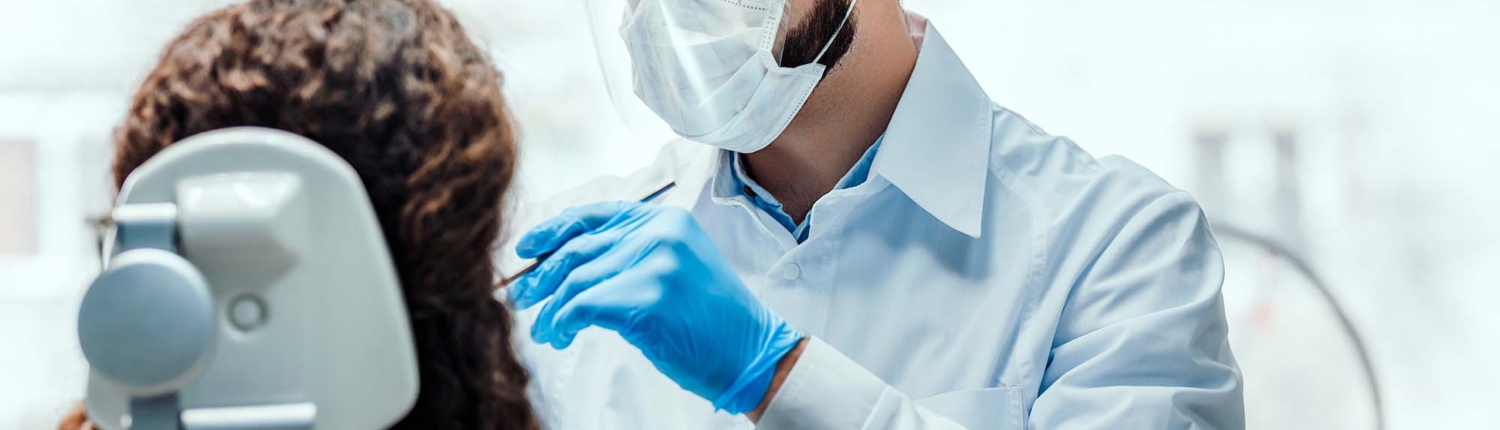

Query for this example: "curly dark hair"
[64,0,538,429]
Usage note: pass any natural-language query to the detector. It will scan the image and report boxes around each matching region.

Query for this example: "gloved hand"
[510,201,804,415]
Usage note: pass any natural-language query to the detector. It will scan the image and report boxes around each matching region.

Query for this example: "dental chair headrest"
[78,127,419,430]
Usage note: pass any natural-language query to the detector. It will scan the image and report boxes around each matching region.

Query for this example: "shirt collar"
[721,136,884,205]
[872,19,994,238]
[716,136,886,241]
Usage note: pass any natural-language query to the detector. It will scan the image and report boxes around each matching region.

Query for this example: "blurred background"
[2,0,1497,428]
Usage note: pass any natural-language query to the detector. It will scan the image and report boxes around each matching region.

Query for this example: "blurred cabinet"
[0,139,36,255]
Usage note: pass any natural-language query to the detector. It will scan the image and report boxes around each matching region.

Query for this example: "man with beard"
[504,0,1246,428]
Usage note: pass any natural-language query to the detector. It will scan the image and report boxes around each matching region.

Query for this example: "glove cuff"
[712,321,805,414]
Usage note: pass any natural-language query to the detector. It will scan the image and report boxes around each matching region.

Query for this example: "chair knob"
[79,248,216,396]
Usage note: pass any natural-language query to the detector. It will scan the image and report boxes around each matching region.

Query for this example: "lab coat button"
[781,263,801,280]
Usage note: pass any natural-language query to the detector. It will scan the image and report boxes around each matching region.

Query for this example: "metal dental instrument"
[495,180,676,290]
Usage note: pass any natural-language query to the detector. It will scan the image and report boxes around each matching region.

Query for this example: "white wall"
[0,93,125,427]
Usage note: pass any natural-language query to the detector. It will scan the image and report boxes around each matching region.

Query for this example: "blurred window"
[0,139,36,255]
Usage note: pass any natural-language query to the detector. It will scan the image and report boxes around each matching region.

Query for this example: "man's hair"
[68,0,537,428]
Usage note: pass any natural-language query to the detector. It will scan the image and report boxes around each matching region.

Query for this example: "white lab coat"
[499,21,1243,430]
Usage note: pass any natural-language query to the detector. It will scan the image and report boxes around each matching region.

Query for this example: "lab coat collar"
[872,22,993,238]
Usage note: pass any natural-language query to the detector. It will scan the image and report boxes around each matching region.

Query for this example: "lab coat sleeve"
[1028,191,1244,429]
[755,337,970,430]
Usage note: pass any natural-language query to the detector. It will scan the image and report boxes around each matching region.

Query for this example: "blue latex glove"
[510,201,805,414]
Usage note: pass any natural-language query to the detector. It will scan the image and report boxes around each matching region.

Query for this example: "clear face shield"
[583,0,857,152]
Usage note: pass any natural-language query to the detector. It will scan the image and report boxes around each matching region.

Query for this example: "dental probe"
[495,180,677,291]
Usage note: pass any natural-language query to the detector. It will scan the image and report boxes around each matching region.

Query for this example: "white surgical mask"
[615,0,857,153]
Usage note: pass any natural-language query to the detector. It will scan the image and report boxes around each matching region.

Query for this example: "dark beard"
[778,0,857,76]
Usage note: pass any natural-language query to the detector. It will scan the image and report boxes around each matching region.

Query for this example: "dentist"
[505,0,1244,428]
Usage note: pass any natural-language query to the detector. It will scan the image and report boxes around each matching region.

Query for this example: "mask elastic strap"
[811,0,860,65]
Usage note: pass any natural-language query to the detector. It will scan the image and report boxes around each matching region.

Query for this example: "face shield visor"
[583,0,857,153]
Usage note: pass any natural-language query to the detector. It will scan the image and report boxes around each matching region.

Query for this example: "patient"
[60,0,537,428]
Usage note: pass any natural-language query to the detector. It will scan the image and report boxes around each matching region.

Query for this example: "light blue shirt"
[506,19,1244,430]
[724,138,883,243]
